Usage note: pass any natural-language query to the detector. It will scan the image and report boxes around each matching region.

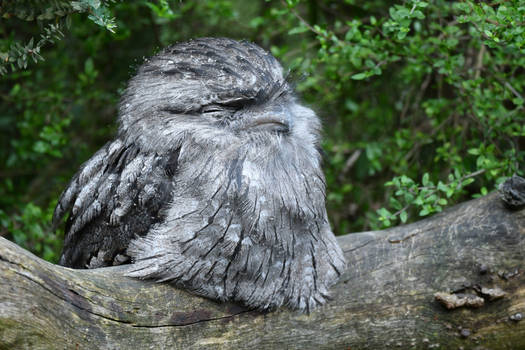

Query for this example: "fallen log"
[0,180,524,349]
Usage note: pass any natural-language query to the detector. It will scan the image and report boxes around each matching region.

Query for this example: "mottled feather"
[55,140,179,268]
[55,38,345,311]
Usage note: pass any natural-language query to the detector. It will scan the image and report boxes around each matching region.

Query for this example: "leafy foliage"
[0,0,116,75]
[1,0,523,262]
[274,0,524,230]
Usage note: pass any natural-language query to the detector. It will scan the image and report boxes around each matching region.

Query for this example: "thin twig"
[339,149,362,181]
[474,44,486,79]
[455,168,486,190]
[493,76,525,110]
[503,81,524,101]
[281,0,332,41]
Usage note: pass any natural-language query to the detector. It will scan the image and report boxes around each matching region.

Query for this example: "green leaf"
[413,10,425,19]
[397,29,409,40]
[400,211,408,223]
[288,26,309,35]
[422,173,430,186]
[378,208,392,218]
[462,178,475,186]
[351,72,368,80]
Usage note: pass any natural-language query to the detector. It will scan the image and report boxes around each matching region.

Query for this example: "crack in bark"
[130,309,255,328]
[11,270,133,324]
[343,237,375,253]
[387,232,420,244]
[0,253,29,270]
[10,267,254,328]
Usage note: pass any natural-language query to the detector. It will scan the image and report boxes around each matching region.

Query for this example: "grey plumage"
[54,38,346,311]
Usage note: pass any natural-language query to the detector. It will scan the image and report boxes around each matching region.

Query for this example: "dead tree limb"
[1,185,524,349]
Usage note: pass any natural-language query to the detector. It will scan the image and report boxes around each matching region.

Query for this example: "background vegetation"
[1,0,523,263]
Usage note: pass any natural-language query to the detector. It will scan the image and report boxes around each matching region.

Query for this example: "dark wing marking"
[53,138,180,268]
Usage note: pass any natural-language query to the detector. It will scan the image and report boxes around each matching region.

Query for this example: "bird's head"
[118,38,321,159]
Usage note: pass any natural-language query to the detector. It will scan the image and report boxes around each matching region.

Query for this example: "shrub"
[1,0,523,261]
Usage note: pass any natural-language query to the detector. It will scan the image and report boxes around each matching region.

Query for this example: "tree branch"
[1,182,524,349]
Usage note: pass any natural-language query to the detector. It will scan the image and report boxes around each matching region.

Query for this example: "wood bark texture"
[0,190,524,350]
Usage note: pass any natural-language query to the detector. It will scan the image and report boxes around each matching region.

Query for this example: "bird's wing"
[53,138,180,268]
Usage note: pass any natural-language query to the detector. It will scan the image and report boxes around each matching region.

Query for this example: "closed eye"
[199,99,255,116]
[161,105,230,116]
[217,97,257,109]
[199,105,237,122]
[201,105,224,114]
[162,97,258,117]
[201,108,223,114]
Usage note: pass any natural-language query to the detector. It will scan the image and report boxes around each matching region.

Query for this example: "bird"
[53,37,346,312]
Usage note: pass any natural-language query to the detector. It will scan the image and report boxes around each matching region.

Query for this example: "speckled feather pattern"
[54,38,346,311]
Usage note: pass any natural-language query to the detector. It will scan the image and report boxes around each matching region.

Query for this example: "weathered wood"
[1,190,524,349]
